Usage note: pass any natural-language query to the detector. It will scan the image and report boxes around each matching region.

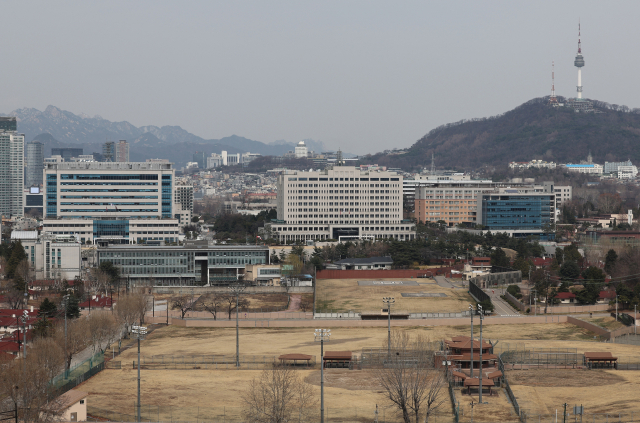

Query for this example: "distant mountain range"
[2,106,328,167]
[365,97,640,171]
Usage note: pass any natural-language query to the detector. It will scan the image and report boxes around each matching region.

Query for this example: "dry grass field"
[508,369,640,416]
[78,323,640,422]
[316,278,473,313]
[581,315,626,331]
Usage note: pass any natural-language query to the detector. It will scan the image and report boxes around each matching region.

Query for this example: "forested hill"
[366,97,640,171]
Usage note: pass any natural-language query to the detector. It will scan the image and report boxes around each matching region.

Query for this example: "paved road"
[486,289,520,316]
[434,276,455,288]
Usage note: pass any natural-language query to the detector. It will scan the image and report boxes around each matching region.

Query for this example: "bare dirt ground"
[508,369,640,415]
[81,325,640,422]
[316,278,473,313]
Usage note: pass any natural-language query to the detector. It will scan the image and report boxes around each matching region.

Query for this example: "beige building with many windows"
[269,166,415,242]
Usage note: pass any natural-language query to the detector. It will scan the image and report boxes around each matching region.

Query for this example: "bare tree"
[0,338,66,422]
[171,294,198,319]
[242,366,317,423]
[87,311,121,354]
[197,293,223,320]
[132,293,150,324]
[221,293,250,320]
[114,294,141,337]
[375,331,446,423]
[15,259,34,289]
[55,318,90,370]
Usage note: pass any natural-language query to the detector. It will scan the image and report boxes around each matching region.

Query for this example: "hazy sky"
[3,1,639,154]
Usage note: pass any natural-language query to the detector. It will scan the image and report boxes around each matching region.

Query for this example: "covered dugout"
[584,352,618,369]
[323,351,352,368]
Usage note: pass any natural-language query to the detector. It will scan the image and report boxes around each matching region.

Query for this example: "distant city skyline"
[1,1,639,155]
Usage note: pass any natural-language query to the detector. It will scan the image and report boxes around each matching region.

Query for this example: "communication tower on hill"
[549,61,559,106]
[574,21,585,99]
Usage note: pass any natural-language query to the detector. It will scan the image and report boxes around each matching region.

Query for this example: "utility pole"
[314,329,331,423]
[132,324,147,422]
[382,297,394,358]
[635,304,637,335]
[478,304,484,403]
[469,303,474,378]
[563,403,567,423]
[229,285,245,367]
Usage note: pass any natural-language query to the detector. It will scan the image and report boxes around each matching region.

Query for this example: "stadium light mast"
[574,21,585,99]
[314,329,331,423]
[469,304,474,378]
[478,304,485,404]
[229,285,246,367]
[132,324,147,422]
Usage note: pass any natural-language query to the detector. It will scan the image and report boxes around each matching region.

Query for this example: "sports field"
[78,323,640,422]
[508,369,640,416]
[316,278,473,313]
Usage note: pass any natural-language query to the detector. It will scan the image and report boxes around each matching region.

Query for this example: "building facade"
[115,140,129,162]
[413,180,499,226]
[0,124,24,218]
[174,185,194,225]
[604,160,633,174]
[12,231,82,280]
[270,166,415,242]
[97,241,270,286]
[476,188,555,231]
[563,163,603,174]
[25,141,44,188]
[51,148,83,162]
[42,162,178,244]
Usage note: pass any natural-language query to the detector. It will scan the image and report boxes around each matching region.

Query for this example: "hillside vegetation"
[366,97,640,170]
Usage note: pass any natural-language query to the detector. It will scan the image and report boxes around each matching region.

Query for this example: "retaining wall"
[316,268,456,280]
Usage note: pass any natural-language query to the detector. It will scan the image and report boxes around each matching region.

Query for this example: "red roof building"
[79,295,113,310]
[554,292,576,303]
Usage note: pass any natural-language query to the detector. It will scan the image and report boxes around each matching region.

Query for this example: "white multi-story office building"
[268,166,415,242]
[12,231,81,280]
[43,162,180,244]
[0,118,24,217]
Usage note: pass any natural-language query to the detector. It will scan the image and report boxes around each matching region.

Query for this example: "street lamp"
[229,285,246,367]
[382,297,395,357]
[478,304,484,404]
[314,329,331,423]
[132,324,147,423]
[469,304,474,378]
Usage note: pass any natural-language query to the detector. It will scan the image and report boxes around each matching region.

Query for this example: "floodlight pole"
[635,304,637,335]
[133,324,147,423]
[63,294,69,376]
[229,285,245,367]
[469,304,474,378]
[314,329,331,423]
[478,304,484,404]
[382,297,395,358]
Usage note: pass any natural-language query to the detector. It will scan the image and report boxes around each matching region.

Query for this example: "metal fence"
[495,344,580,369]
[132,354,316,370]
[521,412,640,422]
[87,404,457,423]
[51,351,105,389]
[359,345,440,369]
[410,311,471,319]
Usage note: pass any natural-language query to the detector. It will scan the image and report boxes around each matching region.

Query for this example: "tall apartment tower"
[26,140,44,187]
[116,140,129,162]
[103,141,115,162]
[0,117,24,217]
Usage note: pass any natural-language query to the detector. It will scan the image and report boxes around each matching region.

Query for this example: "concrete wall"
[144,314,569,328]
[543,304,609,314]
[147,310,312,320]
[152,286,313,295]
[504,292,527,312]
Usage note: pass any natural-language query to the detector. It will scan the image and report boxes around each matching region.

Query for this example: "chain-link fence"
[87,404,457,423]
[132,354,317,370]
[521,411,640,422]
[495,344,580,369]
